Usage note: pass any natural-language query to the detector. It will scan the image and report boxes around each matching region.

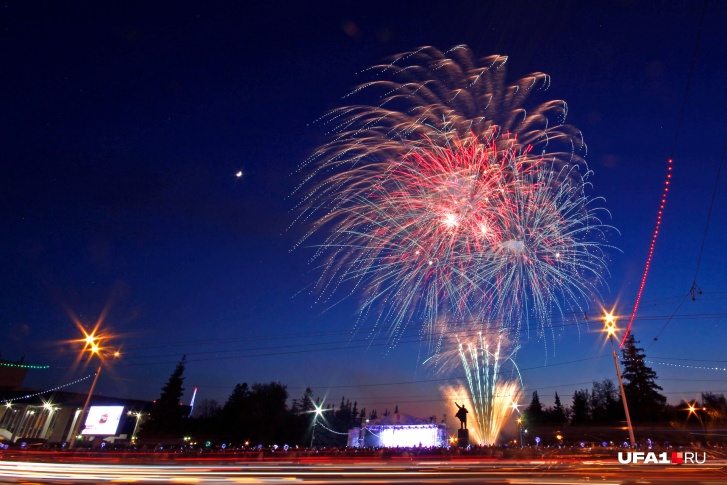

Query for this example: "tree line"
[522,334,726,429]
[138,355,374,446]
[139,335,726,445]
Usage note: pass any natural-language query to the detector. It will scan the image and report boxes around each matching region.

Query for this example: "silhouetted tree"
[318,397,361,446]
[591,379,623,423]
[546,392,568,424]
[620,334,667,421]
[141,355,187,440]
[571,389,591,424]
[301,387,315,413]
[526,391,545,425]
[701,392,727,427]
[248,382,289,444]
[290,386,316,445]
[225,383,250,411]
[220,383,251,442]
[193,399,220,419]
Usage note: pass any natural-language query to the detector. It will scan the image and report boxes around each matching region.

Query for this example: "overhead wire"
[646,139,726,351]
[623,0,708,348]
[644,0,707,350]
[40,307,727,369]
[31,292,727,369]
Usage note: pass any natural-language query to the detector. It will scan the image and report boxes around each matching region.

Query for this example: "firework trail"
[433,326,523,445]
[295,45,614,341]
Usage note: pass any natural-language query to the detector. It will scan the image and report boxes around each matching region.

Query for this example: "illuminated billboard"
[81,405,124,435]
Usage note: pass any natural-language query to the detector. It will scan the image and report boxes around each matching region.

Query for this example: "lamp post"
[310,402,324,448]
[686,402,707,436]
[40,402,57,439]
[603,311,636,447]
[517,417,524,448]
[68,329,118,449]
[129,411,143,444]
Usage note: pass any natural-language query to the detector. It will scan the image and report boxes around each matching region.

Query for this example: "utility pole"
[69,365,101,449]
[604,312,636,447]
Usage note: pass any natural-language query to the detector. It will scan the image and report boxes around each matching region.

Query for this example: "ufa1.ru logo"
[618,451,706,464]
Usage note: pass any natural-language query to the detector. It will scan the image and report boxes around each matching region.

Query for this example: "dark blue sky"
[2,1,726,420]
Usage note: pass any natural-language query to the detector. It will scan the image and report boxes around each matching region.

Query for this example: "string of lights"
[315,421,350,436]
[2,373,93,404]
[648,360,727,372]
[0,361,49,370]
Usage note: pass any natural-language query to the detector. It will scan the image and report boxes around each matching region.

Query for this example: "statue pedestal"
[457,428,469,447]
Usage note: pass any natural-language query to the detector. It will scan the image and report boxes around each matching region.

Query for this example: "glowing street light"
[516,417,524,448]
[602,310,635,447]
[307,401,332,448]
[68,328,119,449]
[128,411,143,444]
[310,402,324,448]
[686,401,706,434]
[604,311,617,337]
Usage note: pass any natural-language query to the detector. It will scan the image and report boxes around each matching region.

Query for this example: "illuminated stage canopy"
[348,424,448,448]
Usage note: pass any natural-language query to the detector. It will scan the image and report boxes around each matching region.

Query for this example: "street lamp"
[39,401,57,439]
[68,328,119,449]
[128,411,143,444]
[603,311,636,447]
[516,417,524,448]
[686,401,706,435]
[310,402,324,448]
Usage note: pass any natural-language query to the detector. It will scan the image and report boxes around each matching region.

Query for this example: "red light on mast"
[621,158,673,347]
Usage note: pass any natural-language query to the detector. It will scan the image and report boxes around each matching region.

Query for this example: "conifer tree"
[526,390,544,424]
[620,334,666,421]
[571,389,591,424]
[142,355,187,439]
[301,387,315,413]
[550,392,568,424]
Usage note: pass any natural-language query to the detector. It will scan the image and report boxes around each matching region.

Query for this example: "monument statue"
[454,402,468,429]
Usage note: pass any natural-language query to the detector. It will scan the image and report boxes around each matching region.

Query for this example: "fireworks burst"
[295,45,614,342]
[433,327,523,445]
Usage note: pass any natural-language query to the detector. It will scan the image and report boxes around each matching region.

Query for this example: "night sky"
[2,1,727,422]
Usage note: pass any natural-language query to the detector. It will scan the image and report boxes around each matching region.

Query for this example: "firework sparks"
[434,326,523,445]
[295,45,614,341]
[486,160,614,337]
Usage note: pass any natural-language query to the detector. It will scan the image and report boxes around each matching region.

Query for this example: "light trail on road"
[1,458,727,484]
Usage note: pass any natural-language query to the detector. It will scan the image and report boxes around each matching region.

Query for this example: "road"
[1,456,727,484]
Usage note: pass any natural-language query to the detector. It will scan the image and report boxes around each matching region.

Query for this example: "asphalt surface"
[1,451,727,484]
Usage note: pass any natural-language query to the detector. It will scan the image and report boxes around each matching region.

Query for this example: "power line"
[40,310,727,369]
[625,0,708,348]
[646,131,726,351]
[19,293,723,358]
